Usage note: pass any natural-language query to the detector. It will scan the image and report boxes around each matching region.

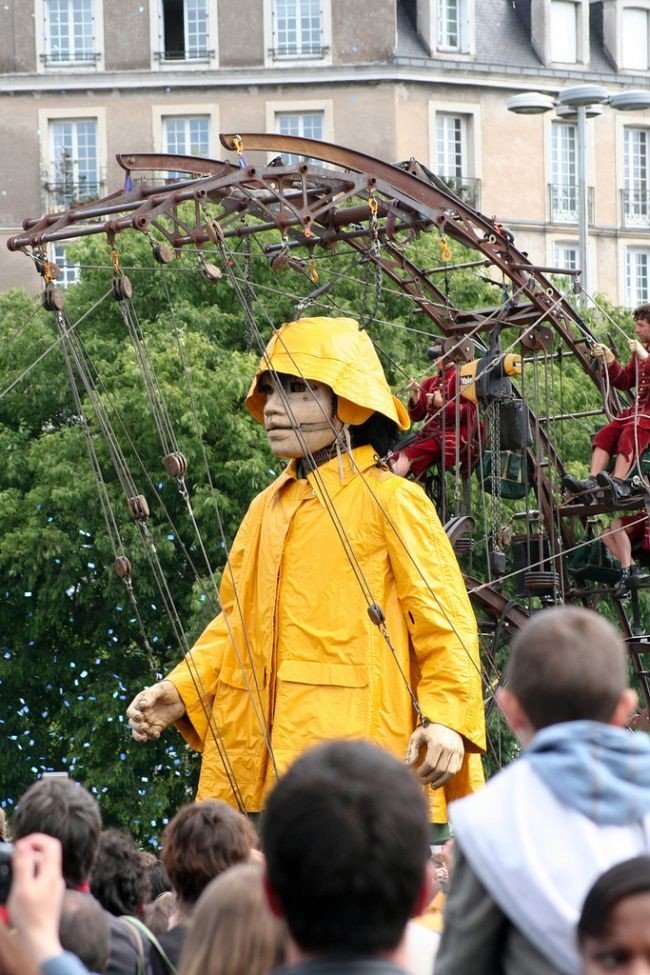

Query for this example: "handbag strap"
[120,914,178,975]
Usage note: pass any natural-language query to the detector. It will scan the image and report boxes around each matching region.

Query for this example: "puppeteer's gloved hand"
[592,343,615,365]
[405,722,465,789]
[628,339,649,361]
[127,680,185,742]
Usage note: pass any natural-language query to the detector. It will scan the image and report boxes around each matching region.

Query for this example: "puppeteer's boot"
[562,474,598,497]
[629,564,650,589]
[596,471,632,502]
[614,567,632,599]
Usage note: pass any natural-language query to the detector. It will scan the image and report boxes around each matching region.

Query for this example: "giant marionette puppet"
[127,317,485,826]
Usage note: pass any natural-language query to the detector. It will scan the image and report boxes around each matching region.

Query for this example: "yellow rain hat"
[245,317,410,430]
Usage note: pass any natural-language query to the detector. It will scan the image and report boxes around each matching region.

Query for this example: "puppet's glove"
[405,722,465,789]
[592,343,615,365]
[629,339,649,361]
[127,680,185,742]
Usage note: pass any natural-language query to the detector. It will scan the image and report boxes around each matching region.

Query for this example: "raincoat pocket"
[272,659,370,750]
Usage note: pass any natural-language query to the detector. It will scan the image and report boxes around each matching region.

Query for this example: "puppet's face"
[259,371,341,458]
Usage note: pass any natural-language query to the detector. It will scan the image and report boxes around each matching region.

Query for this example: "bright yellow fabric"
[245,316,410,430]
[167,445,485,816]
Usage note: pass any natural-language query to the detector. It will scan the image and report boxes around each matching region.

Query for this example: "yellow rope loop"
[42,261,53,286]
[308,258,319,284]
[111,247,121,275]
[232,134,244,156]
[440,236,452,262]
[368,194,378,217]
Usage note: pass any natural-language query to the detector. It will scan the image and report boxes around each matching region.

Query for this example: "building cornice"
[1,58,649,96]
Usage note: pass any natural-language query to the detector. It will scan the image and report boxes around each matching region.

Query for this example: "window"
[553,242,578,271]
[622,7,650,70]
[623,127,650,228]
[163,116,210,178]
[271,0,323,58]
[163,116,210,156]
[51,243,80,287]
[437,0,462,50]
[437,114,465,178]
[435,113,480,207]
[551,122,577,222]
[275,111,324,163]
[43,0,96,65]
[159,0,210,61]
[550,1,577,63]
[626,248,650,305]
[47,119,100,208]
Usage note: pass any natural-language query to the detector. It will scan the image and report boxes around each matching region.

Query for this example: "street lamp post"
[507,85,650,301]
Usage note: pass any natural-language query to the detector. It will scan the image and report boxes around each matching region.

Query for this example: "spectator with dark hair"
[578,856,650,974]
[261,739,433,975]
[13,778,101,890]
[435,606,650,975]
[152,799,257,975]
[90,830,150,919]
[7,832,89,975]
[144,858,171,901]
[11,777,145,975]
[59,891,110,974]
[178,862,286,975]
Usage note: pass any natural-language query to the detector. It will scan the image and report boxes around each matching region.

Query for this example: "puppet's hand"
[629,339,649,361]
[127,680,185,742]
[592,343,615,365]
[405,722,464,789]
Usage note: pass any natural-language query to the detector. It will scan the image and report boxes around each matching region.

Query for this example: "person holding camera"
[4,832,89,974]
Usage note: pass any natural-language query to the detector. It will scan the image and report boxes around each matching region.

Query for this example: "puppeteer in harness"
[127,317,485,826]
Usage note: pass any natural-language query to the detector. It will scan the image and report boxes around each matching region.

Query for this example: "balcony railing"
[40,51,101,67]
[154,48,214,62]
[42,175,106,212]
[269,44,329,60]
[621,188,650,229]
[548,183,595,224]
[439,176,481,210]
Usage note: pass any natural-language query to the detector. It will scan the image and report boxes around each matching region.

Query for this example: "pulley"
[523,570,560,594]
[367,603,385,626]
[128,494,150,521]
[152,244,175,265]
[114,555,132,579]
[200,262,222,283]
[271,252,290,272]
[112,274,133,301]
[163,451,188,477]
[520,326,554,353]
[42,283,64,312]
[453,535,474,555]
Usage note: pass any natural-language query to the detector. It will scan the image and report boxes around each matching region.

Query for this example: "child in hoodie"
[434,605,650,975]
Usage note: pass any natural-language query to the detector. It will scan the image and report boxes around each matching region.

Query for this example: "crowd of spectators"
[3,606,650,975]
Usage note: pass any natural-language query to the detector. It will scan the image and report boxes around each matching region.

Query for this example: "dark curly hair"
[90,828,151,917]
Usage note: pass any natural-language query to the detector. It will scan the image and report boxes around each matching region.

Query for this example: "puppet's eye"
[288,379,308,393]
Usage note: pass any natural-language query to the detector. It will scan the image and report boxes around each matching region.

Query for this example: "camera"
[0,842,12,905]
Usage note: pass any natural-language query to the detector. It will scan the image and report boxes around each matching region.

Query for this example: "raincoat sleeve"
[382,477,485,753]
[166,495,263,752]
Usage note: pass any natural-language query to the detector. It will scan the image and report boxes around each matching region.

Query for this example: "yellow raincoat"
[167,318,485,819]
